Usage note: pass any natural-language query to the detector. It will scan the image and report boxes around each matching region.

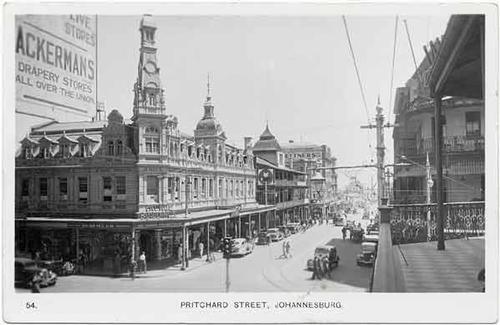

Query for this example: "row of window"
[20,176,127,204]
[144,175,255,203]
[23,142,97,160]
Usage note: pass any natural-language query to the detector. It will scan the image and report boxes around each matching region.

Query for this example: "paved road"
[18,223,371,293]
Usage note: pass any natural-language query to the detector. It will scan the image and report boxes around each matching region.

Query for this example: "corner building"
[15,15,274,275]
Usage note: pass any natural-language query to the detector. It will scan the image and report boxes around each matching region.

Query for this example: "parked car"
[363,234,379,243]
[37,259,64,275]
[356,242,377,266]
[367,223,380,235]
[286,222,301,234]
[15,257,57,288]
[278,226,291,238]
[306,245,340,270]
[231,238,254,256]
[266,228,284,242]
[256,231,270,245]
[334,218,345,227]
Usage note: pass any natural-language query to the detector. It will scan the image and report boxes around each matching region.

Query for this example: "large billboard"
[15,15,97,119]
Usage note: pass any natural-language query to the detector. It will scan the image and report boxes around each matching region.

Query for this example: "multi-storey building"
[280,141,337,219]
[281,141,338,195]
[250,125,309,226]
[393,37,485,204]
[15,15,274,275]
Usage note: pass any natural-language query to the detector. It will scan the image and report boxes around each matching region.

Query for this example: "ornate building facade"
[392,36,485,204]
[250,125,309,225]
[15,15,274,275]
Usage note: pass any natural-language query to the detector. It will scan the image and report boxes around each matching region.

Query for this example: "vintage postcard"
[2,1,498,323]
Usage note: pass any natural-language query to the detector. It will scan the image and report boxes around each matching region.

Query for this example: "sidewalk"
[394,237,484,292]
[131,252,224,279]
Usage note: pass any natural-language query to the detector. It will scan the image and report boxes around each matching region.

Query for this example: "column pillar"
[266,212,269,229]
[153,229,162,261]
[181,225,186,270]
[238,217,241,238]
[75,228,79,260]
[248,215,252,238]
[223,219,227,237]
[206,222,210,260]
[434,96,445,250]
[258,213,262,232]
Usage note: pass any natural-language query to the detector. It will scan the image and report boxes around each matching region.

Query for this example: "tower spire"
[207,73,211,99]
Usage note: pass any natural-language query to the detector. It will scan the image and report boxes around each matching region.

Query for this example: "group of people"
[311,251,337,280]
[281,239,292,258]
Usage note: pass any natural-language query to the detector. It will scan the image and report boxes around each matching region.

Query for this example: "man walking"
[138,251,147,274]
[198,241,204,259]
[312,256,323,280]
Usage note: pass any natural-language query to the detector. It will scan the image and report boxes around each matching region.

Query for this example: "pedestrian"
[282,240,287,258]
[342,227,347,240]
[311,256,321,280]
[139,251,147,273]
[328,250,336,275]
[320,256,329,279]
[177,244,183,264]
[286,240,291,258]
[477,268,485,292]
[198,241,204,259]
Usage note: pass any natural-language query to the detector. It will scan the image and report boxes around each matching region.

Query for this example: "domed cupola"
[195,76,224,138]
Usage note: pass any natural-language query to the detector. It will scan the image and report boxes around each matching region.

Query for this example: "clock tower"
[132,14,166,121]
[132,14,167,156]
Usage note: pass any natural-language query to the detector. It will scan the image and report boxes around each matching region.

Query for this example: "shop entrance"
[139,231,153,261]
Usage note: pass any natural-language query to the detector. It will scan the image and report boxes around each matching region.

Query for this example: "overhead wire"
[341,15,376,164]
[388,16,399,117]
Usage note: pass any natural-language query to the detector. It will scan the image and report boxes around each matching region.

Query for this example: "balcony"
[390,201,485,244]
[398,135,484,157]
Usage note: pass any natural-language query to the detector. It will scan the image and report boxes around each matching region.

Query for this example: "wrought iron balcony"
[397,135,484,157]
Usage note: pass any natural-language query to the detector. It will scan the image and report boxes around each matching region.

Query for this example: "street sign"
[257,168,274,185]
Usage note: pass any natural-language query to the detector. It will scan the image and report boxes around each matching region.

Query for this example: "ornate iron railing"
[390,202,485,244]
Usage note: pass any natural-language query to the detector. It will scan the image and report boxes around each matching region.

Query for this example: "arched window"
[108,141,115,156]
[116,140,123,155]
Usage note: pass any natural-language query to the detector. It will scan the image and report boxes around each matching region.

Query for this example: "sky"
[97,14,450,188]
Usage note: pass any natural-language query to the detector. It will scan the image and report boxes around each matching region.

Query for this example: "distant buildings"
[281,141,338,195]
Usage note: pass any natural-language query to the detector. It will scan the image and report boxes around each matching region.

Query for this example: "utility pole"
[360,98,396,206]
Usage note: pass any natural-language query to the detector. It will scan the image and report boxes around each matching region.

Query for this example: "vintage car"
[15,257,57,288]
[356,242,377,266]
[367,223,380,235]
[255,231,270,245]
[334,218,345,227]
[306,245,340,271]
[363,234,379,243]
[266,228,284,242]
[350,227,365,242]
[286,222,301,234]
[37,259,65,275]
[231,238,254,256]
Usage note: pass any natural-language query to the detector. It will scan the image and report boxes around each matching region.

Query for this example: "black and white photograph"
[2,2,498,323]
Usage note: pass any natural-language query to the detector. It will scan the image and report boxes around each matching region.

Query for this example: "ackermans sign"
[15,15,97,117]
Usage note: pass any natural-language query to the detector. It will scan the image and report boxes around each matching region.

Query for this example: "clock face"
[144,62,156,74]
